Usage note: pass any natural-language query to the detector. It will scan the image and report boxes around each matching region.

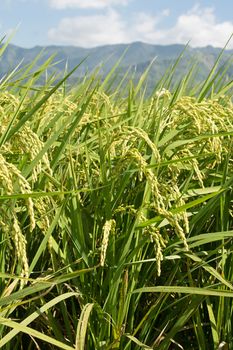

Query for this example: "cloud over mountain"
[49,0,129,9]
[48,4,233,48]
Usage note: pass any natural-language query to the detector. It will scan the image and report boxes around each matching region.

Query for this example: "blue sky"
[1,0,233,48]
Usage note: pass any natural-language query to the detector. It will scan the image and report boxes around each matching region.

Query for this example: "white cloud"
[159,5,233,48]
[48,5,233,48]
[3,0,38,3]
[49,0,129,9]
[48,10,127,47]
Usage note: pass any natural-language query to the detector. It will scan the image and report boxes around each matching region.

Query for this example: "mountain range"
[1,42,233,91]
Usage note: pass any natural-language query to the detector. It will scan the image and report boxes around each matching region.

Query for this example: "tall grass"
[0,42,233,349]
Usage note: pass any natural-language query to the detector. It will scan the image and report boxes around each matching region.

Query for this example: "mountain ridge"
[1,41,233,90]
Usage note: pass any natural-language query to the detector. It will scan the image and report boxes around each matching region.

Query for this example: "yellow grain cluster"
[0,153,34,277]
[0,86,232,279]
[171,96,233,163]
[103,91,233,275]
[100,219,116,267]
[0,92,53,278]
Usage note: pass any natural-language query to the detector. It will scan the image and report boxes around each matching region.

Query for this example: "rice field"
[1,42,233,349]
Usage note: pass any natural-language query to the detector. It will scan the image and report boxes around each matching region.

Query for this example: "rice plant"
[0,41,233,349]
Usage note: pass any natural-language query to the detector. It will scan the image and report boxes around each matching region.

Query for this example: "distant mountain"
[1,42,233,91]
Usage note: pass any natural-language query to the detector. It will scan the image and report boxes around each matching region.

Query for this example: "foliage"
[0,40,233,349]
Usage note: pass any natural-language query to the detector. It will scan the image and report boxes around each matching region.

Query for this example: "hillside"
[1,41,233,90]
